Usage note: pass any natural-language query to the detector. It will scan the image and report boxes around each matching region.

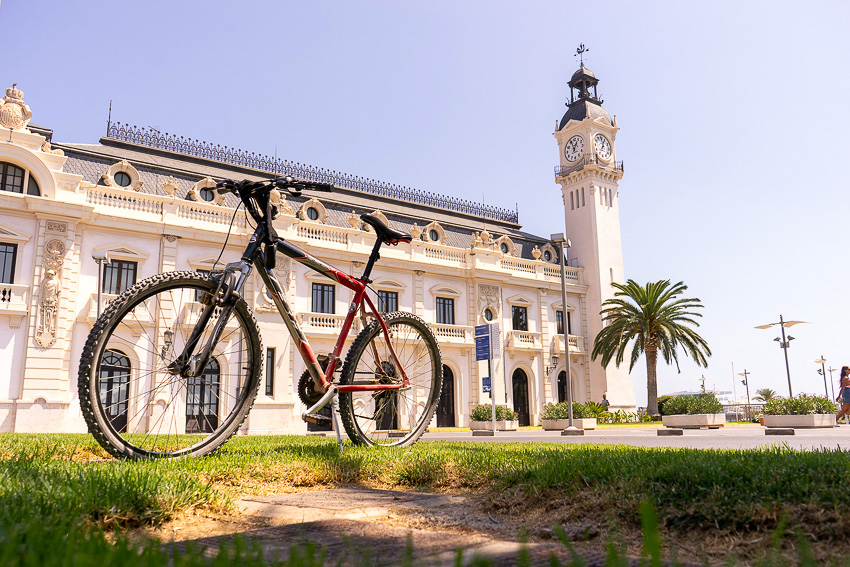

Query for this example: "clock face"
[564,135,584,162]
[594,134,612,159]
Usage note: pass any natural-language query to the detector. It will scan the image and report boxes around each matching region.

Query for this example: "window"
[200,187,215,201]
[0,243,16,284]
[377,290,398,313]
[581,187,585,207]
[0,162,24,193]
[543,250,552,262]
[429,229,439,242]
[265,347,275,396]
[500,243,508,254]
[512,305,528,331]
[569,192,574,210]
[312,283,335,314]
[555,310,572,335]
[102,260,137,295]
[113,171,132,188]
[435,297,454,325]
[306,207,319,221]
[483,307,494,322]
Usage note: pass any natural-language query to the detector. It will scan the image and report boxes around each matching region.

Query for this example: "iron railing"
[554,155,624,177]
[106,122,520,224]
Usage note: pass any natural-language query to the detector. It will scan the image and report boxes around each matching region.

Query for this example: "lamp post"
[814,356,828,399]
[737,369,751,421]
[698,375,706,393]
[828,366,837,400]
[91,250,111,318]
[551,233,582,436]
[755,315,807,397]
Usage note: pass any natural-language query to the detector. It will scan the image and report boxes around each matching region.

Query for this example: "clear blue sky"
[3,1,848,405]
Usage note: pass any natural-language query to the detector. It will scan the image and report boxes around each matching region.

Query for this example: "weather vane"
[575,44,589,65]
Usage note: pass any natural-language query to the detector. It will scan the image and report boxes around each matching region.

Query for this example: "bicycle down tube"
[253,231,411,396]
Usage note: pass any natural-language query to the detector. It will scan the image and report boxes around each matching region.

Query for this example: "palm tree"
[591,279,711,416]
[753,388,778,402]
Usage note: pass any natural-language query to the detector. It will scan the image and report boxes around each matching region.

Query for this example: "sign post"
[475,323,501,434]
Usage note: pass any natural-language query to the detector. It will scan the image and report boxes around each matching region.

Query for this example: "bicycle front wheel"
[338,312,442,446]
[78,271,262,459]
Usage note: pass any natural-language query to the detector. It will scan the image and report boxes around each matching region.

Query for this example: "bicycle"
[78,177,443,459]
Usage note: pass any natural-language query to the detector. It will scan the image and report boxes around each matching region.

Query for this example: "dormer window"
[113,171,131,188]
[306,207,319,221]
[200,187,215,202]
[429,229,439,242]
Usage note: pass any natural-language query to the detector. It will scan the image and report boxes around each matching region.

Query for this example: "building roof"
[558,100,613,130]
[54,134,556,261]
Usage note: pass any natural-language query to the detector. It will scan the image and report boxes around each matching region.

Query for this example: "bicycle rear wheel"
[78,271,262,459]
[338,312,442,446]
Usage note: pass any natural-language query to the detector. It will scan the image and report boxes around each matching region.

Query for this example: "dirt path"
[148,487,696,566]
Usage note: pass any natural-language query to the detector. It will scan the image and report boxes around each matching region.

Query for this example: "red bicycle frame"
[252,233,410,395]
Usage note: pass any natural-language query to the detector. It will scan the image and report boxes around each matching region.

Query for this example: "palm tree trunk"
[645,347,659,416]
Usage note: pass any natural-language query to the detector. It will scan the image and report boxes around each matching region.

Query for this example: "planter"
[541,418,597,430]
[662,413,726,429]
[470,420,518,431]
[763,414,836,429]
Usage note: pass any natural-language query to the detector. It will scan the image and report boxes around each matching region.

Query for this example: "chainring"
[297,355,330,406]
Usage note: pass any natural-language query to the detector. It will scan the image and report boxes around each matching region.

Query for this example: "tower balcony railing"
[554,155,624,177]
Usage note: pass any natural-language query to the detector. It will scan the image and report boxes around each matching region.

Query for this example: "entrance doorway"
[436,365,455,427]
[511,369,530,426]
[186,358,220,433]
[557,371,567,403]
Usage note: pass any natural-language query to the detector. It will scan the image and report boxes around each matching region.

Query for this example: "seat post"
[360,238,383,282]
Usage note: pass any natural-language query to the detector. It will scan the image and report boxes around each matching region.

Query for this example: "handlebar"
[216,176,334,197]
[214,177,335,246]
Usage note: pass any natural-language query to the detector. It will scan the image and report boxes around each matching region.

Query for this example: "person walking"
[835,366,850,424]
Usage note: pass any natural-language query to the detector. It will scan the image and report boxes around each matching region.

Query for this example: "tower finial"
[575,43,589,66]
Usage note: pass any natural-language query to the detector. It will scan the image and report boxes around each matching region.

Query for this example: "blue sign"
[482,376,491,394]
[475,324,490,361]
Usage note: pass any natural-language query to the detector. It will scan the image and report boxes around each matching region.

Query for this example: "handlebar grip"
[305,182,335,192]
[216,179,237,194]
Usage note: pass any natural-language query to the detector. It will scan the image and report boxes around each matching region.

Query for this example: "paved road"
[420,424,850,451]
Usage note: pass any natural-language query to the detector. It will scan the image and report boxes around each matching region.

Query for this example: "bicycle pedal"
[303,412,332,426]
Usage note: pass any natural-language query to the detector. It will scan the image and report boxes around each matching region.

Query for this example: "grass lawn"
[1,433,849,566]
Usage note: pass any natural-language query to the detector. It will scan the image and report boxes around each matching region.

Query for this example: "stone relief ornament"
[161,176,179,196]
[0,84,33,131]
[41,140,64,156]
[478,283,501,316]
[409,223,422,240]
[347,211,360,228]
[36,239,66,348]
[531,245,542,260]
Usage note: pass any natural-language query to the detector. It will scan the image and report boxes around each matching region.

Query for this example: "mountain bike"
[78,177,443,459]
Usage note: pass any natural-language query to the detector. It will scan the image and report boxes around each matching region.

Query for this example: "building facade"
[0,66,635,434]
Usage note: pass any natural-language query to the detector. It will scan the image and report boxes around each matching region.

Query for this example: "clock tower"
[554,54,636,410]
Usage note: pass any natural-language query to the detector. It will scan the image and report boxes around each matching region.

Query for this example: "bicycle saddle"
[360,214,413,245]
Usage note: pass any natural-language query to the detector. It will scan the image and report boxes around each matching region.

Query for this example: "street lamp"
[828,366,837,400]
[737,369,751,421]
[545,353,559,376]
[550,232,582,436]
[698,375,706,392]
[91,250,111,318]
[814,356,828,399]
[755,315,807,397]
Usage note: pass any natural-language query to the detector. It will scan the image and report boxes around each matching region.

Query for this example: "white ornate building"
[0,65,635,434]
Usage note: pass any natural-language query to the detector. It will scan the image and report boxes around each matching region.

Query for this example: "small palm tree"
[591,279,711,416]
[753,388,778,402]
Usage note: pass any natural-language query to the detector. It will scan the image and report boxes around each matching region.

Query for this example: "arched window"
[0,162,40,195]
[186,358,220,433]
[98,349,131,433]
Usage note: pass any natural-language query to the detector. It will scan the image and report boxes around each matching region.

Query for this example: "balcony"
[552,334,586,357]
[555,155,624,177]
[0,283,28,325]
[506,330,542,352]
[432,324,473,345]
[297,312,360,336]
